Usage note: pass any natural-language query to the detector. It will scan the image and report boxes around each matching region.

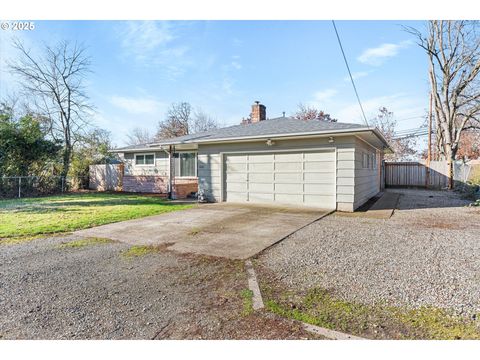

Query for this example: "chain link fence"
[0,176,90,199]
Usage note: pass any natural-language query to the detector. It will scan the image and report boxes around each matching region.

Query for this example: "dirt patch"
[411,219,465,230]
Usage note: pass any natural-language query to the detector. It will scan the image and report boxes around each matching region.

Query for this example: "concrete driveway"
[75,203,330,259]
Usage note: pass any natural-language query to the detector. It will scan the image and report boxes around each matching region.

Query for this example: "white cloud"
[333,93,426,127]
[312,88,338,103]
[118,21,191,78]
[121,21,174,56]
[109,95,166,115]
[357,40,412,66]
[343,71,369,82]
[230,61,242,70]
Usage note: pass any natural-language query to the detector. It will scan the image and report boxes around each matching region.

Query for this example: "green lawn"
[0,193,193,239]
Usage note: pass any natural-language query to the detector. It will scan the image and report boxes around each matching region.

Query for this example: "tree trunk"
[62,145,71,178]
[444,144,455,189]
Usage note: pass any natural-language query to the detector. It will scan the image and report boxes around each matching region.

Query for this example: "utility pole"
[426,92,433,188]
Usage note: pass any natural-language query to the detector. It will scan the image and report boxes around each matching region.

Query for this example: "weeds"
[240,289,254,316]
[57,237,113,249]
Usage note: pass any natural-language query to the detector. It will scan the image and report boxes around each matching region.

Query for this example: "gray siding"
[198,135,358,210]
[120,151,169,176]
[353,138,382,209]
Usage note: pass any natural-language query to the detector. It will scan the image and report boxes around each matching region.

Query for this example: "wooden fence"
[89,164,124,191]
[384,160,471,189]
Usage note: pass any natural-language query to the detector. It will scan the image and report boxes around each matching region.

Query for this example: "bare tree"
[456,129,480,160]
[156,102,191,139]
[155,102,218,139]
[125,127,154,145]
[293,103,337,122]
[191,109,218,133]
[406,21,480,188]
[9,39,92,177]
[370,107,418,161]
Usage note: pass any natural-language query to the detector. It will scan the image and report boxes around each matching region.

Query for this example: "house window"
[362,152,368,168]
[174,152,197,177]
[135,153,155,166]
[373,153,377,169]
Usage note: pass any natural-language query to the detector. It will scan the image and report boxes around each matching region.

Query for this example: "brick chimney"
[250,101,266,123]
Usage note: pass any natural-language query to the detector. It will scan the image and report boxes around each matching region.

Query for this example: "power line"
[331,20,369,127]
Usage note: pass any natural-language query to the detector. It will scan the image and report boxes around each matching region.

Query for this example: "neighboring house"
[112,102,391,211]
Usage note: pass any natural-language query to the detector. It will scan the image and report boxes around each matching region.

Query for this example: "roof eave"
[110,127,392,152]
[162,127,372,145]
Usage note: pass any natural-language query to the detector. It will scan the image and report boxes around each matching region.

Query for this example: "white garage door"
[224,150,336,209]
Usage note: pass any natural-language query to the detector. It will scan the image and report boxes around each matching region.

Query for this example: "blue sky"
[0,20,429,146]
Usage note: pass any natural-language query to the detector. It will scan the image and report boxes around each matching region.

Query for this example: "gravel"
[257,189,480,316]
[0,235,314,339]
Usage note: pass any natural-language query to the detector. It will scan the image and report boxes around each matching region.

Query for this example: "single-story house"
[112,102,391,212]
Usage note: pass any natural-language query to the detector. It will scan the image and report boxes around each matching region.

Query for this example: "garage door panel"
[249,163,274,172]
[249,182,274,193]
[226,163,247,172]
[275,193,303,204]
[249,192,274,202]
[304,152,335,161]
[248,154,274,163]
[226,191,248,202]
[304,161,335,171]
[274,153,303,162]
[249,173,274,182]
[304,172,335,183]
[275,183,303,194]
[226,172,247,182]
[226,154,247,163]
[227,182,247,192]
[305,183,335,195]
[304,195,336,206]
[275,162,302,171]
[275,172,303,182]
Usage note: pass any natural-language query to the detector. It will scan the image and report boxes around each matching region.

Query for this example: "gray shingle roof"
[114,117,370,151]
[114,142,152,151]
[157,116,366,143]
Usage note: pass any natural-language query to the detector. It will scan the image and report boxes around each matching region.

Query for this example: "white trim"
[134,153,155,167]
[354,134,383,152]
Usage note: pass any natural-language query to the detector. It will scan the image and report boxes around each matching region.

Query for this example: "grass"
[240,289,254,316]
[0,193,193,239]
[57,237,114,248]
[264,287,480,339]
[121,245,161,258]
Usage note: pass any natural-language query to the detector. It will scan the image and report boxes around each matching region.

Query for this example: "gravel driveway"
[0,235,314,339]
[257,189,480,316]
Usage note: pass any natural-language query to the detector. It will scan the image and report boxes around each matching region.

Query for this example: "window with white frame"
[362,152,368,168]
[135,153,155,166]
[373,153,377,169]
[174,152,197,177]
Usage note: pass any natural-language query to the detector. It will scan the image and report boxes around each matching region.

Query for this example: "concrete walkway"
[363,192,400,219]
[75,203,330,259]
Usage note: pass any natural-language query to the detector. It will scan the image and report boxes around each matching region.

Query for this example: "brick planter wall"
[173,177,198,199]
[122,175,198,199]
[123,176,168,193]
